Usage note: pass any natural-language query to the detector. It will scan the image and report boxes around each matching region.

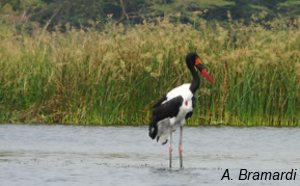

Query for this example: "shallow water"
[0,125,299,186]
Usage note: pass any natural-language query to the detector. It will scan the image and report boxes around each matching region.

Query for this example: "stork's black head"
[185,52,199,69]
[185,52,214,84]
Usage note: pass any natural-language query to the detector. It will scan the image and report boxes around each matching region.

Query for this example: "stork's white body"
[157,83,194,144]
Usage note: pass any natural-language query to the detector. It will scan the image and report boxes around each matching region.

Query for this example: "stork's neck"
[188,65,200,93]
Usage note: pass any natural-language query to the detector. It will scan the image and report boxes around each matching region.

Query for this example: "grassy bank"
[0,19,299,126]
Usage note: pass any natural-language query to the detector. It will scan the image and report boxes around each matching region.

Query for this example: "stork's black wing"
[149,96,183,139]
[152,94,167,108]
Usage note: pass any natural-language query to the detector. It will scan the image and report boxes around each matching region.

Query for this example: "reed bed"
[0,18,299,126]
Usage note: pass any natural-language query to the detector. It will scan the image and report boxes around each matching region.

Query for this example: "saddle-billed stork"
[148,52,214,168]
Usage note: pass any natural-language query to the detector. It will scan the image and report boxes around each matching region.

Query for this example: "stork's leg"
[179,126,183,169]
[169,128,173,168]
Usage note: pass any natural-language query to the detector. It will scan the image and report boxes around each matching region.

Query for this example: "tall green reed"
[0,18,299,126]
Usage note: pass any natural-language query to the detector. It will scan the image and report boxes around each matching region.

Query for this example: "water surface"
[0,125,299,186]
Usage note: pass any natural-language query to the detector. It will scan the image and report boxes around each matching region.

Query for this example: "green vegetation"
[0,1,299,126]
[1,0,300,30]
[0,17,299,126]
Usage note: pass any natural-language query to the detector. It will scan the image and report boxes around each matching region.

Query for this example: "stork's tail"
[149,118,158,139]
[149,118,173,145]
[149,125,157,140]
